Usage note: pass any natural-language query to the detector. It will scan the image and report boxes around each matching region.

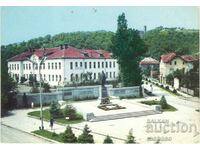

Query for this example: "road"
[1,124,52,143]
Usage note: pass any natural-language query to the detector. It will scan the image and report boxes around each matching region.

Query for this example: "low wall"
[16,85,140,107]
[180,87,194,96]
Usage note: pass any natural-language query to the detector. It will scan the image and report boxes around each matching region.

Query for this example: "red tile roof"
[160,52,177,63]
[161,52,198,63]
[8,46,113,61]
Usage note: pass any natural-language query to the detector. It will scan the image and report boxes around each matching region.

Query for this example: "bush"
[60,125,77,143]
[173,89,177,93]
[31,86,39,93]
[78,124,94,143]
[103,135,113,144]
[125,129,136,144]
[49,101,63,118]
[160,95,168,109]
[63,105,77,120]
[165,86,169,90]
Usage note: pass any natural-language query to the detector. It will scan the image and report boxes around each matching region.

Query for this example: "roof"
[160,52,177,63]
[139,57,159,65]
[161,52,198,63]
[8,46,113,62]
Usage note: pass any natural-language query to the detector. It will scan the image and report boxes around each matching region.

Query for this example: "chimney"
[60,45,63,50]
[64,44,69,49]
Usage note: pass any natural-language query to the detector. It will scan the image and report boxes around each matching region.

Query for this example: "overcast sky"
[1,6,199,45]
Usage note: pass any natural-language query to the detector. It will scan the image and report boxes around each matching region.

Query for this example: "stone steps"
[90,110,161,122]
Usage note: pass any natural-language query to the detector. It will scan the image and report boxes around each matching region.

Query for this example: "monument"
[100,71,110,104]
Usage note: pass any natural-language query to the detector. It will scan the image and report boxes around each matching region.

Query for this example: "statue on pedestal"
[100,71,110,104]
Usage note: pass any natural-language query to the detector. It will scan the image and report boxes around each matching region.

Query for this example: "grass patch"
[140,100,177,112]
[32,130,63,143]
[28,109,84,124]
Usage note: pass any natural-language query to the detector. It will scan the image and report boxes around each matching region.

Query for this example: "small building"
[159,52,198,84]
[139,57,159,78]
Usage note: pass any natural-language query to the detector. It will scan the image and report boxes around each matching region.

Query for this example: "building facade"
[7,45,119,86]
[159,52,198,84]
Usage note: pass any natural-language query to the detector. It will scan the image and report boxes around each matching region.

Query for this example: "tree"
[103,135,113,144]
[125,129,136,144]
[63,105,77,120]
[42,83,51,93]
[77,124,94,143]
[160,95,168,109]
[111,13,146,87]
[49,101,63,118]
[60,125,77,143]
[22,93,28,108]
[1,62,17,116]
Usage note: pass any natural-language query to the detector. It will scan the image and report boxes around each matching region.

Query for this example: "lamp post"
[27,56,46,130]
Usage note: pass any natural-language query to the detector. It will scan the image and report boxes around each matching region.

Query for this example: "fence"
[16,85,140,107]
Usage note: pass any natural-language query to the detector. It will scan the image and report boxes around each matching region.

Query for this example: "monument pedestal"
[100,86,110,105]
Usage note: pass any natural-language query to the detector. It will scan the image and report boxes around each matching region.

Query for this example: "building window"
[113,72,115,78]
[80,62,82,67]
[75,62,78,68]
[49,75,51,81]
[94,73,96,80]
[29,64,31,70]
[110,72,112,78]
[106,62,108,68]
[70,74,73,81]
[89,62,92,68]
[93,62,96,68]
[70,62,73,69]
[170,62,172,65]
[23,64,25,70]
[55,63,57,69]
[48,63,50,69]
[17,64,19,70]
[43,63,45,69]
[183,62,185,65]
[106,72,108,78]
[102,62,104,68]
[59,75,61,81]
[35,64,38,70]
[9,64,11,70]
[85,62,87,69]
[44,74,46,81]
[25,64,28,70]
[52,63,54,69]
[113,61,115,68]
[59,62,61,69]
[98,62,100,68]
[109,62,112,68]
[75,74,78,81]
[52,75,54,81]
[174,61,177,65]
[56,75,58,81]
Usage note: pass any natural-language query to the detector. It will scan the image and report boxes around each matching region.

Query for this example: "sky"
[1,6,199,45]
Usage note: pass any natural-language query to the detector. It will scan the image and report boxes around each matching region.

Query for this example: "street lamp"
[27,56,47,130]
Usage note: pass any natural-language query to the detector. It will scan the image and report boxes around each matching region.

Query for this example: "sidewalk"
[1,108,125,143]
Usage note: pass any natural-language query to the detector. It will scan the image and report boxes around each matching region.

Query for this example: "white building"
[7,45,119,86]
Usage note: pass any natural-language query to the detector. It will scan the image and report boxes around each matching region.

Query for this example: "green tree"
[42,83,51,93]
[125,129,136,144]
[63,105,77,120]
[49,101,63,118]
[103,135,113,144]
[160,95,168,109]
[1,62,17,116]
[111,13,146,86]
[60,125,77,143]
[77,124,94,143]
